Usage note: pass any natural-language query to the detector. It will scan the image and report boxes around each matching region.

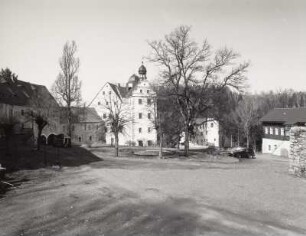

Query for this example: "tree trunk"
[159,133,163,159]
[67,107,72,148]
[184,125,189,157]
[37,128,42,151]
[115,132,119,157]
[246,130,249,148]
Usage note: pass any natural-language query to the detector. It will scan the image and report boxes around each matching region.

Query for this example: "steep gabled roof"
[60,107,102,124]
[260,108,306,125]
[108,83,124,99]
[0,78,58,107]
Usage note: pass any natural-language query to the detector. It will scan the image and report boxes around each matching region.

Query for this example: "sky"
[1,0,305,103]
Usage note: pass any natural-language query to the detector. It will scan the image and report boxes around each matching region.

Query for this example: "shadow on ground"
[0,145,102,172]
[8,192,305,236]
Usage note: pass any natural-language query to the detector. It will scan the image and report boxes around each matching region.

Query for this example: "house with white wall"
[90,63,157,146]
[260,107,306,157]
[190,118,220,147]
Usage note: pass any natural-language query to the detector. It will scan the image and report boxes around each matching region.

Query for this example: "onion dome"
[138,62,147,76]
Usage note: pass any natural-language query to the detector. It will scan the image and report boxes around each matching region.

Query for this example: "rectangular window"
[102,91,105,95]
[280,128,284,136]
[148,127,151,133]
[139,128,142,133]
[103,114,107,119]
[148,113,151,119]
[211,123,214,128]
[147,99,151,105]
[268,145,271,151]
[138,99,142,104]
[21,110,24,116]
[139,113,142,119]
[275,128,279,135]
[265,127,268,134]
[140,89,143,93]
[147,90,150,93]
[270,127,273,135]
[109,91,111,94]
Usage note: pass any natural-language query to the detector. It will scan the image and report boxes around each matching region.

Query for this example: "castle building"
[90,64,157,146]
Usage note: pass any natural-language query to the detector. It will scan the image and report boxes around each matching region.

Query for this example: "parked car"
[228,146,256,159]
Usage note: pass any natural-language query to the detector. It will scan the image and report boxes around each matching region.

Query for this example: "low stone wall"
[289,126,306,177]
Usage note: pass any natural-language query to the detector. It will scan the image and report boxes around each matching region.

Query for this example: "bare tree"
[28,86,59,150]
[148,25,249,156]
[234,96,259,148]
[52,41,82,147]
[103,95,130,157]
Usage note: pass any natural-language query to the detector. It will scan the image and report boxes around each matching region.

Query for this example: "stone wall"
[289,126,306,177]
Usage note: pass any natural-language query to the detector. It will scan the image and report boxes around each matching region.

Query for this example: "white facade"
[262,138,290,157]
[91,65,157,146]
[195,119,220,147]
[183,118,220,148]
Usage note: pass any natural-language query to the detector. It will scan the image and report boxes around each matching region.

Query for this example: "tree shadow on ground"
[11,193,306,236]
[0,145,102,173]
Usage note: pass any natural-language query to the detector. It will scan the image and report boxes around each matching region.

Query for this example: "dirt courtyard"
[0,150,306,236]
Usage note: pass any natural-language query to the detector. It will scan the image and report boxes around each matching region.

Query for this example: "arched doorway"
[41,135,47,145]
[47,134,55,146]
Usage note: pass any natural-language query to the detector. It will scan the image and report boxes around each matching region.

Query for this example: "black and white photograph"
[0,0,305,235]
